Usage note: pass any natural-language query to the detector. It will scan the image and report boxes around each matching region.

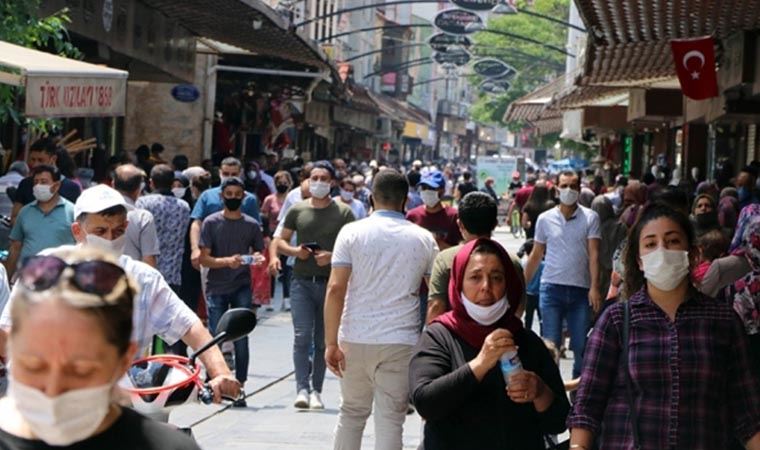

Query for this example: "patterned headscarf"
[730,215,760,335]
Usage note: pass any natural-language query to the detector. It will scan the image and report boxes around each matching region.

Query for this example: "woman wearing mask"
[568,203,760,450]
[0,247,201,449]
[521,181,555,240]
[243,161,271,205]
[261,171,293,311]
[620,180,647,227]
[410,239,569,449]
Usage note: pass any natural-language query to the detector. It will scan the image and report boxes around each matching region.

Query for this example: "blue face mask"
[738,187,750,202]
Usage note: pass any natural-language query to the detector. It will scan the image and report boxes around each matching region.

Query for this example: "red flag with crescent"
[671,36,719,100]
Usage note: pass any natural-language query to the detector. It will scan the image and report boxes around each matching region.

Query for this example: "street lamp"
[491,0,518,15]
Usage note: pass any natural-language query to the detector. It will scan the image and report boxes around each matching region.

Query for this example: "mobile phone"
[302,242,321,251]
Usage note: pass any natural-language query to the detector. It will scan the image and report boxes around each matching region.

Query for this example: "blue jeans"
[539,282,590,378]
[291,277,327,393]
[207,285,253,384]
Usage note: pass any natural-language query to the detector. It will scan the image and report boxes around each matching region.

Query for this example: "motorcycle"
[122,308,257,427]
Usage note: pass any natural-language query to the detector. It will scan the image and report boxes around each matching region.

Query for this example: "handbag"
[622,301,642,450]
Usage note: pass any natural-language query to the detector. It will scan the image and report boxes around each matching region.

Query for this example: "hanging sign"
[480,79,511,93]
[171,84,200,102]
[433,48,471,66]
[433,8,483,35]
[428,33,473,52]
[472,58,515,78]
[450,0,497,11]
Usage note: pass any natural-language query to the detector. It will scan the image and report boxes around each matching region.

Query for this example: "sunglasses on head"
[19,255,129,303]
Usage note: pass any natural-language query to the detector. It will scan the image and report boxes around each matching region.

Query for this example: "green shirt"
[283,199,355,277]
[428,243,526,310]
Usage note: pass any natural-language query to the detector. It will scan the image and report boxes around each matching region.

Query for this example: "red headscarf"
[433,238,525,349]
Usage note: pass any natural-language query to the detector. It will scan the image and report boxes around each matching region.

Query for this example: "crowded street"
[3,1,760,450]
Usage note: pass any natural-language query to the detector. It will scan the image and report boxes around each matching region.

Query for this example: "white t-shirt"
[332,210,438,346]
[333,197,367,220]
[0,245,198,357]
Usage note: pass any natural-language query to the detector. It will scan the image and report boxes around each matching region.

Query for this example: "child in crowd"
[692,229,729,285]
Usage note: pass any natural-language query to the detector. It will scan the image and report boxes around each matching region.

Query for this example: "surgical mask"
[224,197,242,211]
[33,184,54,202]
[247,170,258,180]
[85,233,127,256]
[276,184,289,194]
[171,187,187,199]
[309,181,330,199]
[558,188,579,206]
[340,189,354,202]
[461,292,508,326]
[8,375,112,446]
[641,247,690,291]
[420,190,440,208]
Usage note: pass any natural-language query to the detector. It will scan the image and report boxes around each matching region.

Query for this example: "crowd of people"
[0,134,759,450]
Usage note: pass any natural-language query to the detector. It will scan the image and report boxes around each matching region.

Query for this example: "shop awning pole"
[213,65,329,79]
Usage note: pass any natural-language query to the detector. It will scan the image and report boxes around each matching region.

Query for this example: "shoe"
[309,391,324,410]
[265,305,274,311]
[294,389,310,409]
[232,398,248,408]
[281,297,291,312]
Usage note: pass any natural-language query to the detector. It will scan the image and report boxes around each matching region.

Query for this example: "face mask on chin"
[84,233,127,256]
[8,374,114,446]
[461,292,508,326]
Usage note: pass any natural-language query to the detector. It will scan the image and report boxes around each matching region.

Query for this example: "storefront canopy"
[0,40,127,118]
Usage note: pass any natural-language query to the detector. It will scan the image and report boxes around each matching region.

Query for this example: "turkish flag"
[671,36,719,100]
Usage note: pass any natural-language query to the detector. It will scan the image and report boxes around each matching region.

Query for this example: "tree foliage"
[469,0,568,126]
[0,1,81,129]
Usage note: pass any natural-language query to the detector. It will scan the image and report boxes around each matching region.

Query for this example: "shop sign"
[450,0,497,11]
[171,84,200,102]
[25,76,126,118]
[433,48,471,66]
[433,9,483,35]
[472,58,515,78]
[428,33,472,52]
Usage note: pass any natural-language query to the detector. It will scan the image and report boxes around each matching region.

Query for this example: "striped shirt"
[568,288,760,449]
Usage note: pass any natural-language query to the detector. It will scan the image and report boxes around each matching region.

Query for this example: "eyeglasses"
[19,255,130,304]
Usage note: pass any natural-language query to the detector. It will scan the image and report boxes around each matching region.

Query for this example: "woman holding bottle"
[409,238,569,449]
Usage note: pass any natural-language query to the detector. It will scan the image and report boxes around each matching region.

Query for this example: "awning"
[0,41,127,118]
[503,74,565,124]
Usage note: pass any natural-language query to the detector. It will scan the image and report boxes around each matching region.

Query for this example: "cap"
[75,184,133,219]
[418,171,445,189]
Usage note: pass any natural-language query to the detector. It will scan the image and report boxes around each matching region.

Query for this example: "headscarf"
[719,188,740,230]
[729,216,760,335]
[730,204,760,253]
[691,194,721,237]
[696,181,719,199]
[434,238,524,349]
[579,187,596,208]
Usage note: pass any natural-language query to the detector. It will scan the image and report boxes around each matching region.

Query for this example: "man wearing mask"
[524,170,601,379]
[5,165,75,279]
[113,164,160,267]
[334,179,366,220]
[189,157,261,269]
[0,184,241,403]
[406,171,462,251]
[325,170,438,449]
[737,165,760,209]
[271,161,354,410]
[11,138,81,224]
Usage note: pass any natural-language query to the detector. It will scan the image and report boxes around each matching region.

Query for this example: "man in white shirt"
[0,184,240,403]
[334,178,367,220]
[325,169,438,450]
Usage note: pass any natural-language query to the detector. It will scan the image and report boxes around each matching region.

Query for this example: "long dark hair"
[622,202,696,298]
[524,182,552,212]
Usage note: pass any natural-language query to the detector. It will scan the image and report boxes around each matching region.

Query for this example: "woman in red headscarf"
[409,238,569,449]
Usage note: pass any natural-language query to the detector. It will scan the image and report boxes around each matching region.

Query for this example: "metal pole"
[344,42,427,63]
[478,28,573,57]
[319,24,432,43]
[362,57,431,79]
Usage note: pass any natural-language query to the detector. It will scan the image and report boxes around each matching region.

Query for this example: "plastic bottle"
[499,349,523,385]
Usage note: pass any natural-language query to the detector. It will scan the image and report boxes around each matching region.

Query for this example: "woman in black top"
[0,248,200,450]
[410,238,569,449]
[521,182,555,239]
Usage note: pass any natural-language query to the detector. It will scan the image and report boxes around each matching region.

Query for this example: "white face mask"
[339,189,354,202]
[247,170,258,180]
[33,184,54,202]
[461,292,509,326]
[8,375,112,446]
[84,233,127,256]
[171,187,187,199]
[420,190,440,208]
[558,187,579,206]
[309,181,331,199]
[641,247,690,291]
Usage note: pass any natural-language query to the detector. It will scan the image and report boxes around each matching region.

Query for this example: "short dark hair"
[221,176,245,192]
[372,169,408,204]
[172,155,189,171]
[113,167,143,193]
[741,165,758,178]
[31,164,61,182]
[462,172,472,181]
[559,170,579,186]
[312,160,336,179]
[407,171,421,187]
[77,205,128,223]
[652,186,690,215]
[458,192,498,236]
[29,137,59,156]
[150,164,175,190]
[150,143,164,154]
[340,178,356,189]
[220,157,242,168]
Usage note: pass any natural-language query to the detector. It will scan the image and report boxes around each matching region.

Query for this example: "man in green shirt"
[427,191,526,324]
[272,161,354,410]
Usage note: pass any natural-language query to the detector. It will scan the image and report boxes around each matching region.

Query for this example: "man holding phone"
[272,161,355,410]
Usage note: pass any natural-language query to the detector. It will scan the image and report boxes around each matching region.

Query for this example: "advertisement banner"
[25,75,126,118]
[476,155,516,197]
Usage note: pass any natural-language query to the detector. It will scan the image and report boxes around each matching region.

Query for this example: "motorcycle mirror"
[215,308,257,342]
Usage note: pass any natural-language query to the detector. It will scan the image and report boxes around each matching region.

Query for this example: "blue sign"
[171,84,200,102]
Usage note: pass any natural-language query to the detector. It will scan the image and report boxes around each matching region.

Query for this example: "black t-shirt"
[0,407,201,450]
[15,176,81,206]
[457,182,477,197]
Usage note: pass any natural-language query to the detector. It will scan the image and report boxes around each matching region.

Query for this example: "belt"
[294,275,329,283]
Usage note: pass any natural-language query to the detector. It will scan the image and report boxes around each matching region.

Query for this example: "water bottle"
[499,349,522,386]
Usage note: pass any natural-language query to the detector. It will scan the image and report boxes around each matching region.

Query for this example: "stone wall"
[123,53,216,166]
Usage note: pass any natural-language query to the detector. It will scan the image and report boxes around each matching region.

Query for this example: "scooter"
[122,308,257,426]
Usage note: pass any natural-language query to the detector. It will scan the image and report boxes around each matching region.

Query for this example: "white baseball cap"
[74,184,133,219]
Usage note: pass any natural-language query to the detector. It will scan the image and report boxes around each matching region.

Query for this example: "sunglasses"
[19,255,130,304]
